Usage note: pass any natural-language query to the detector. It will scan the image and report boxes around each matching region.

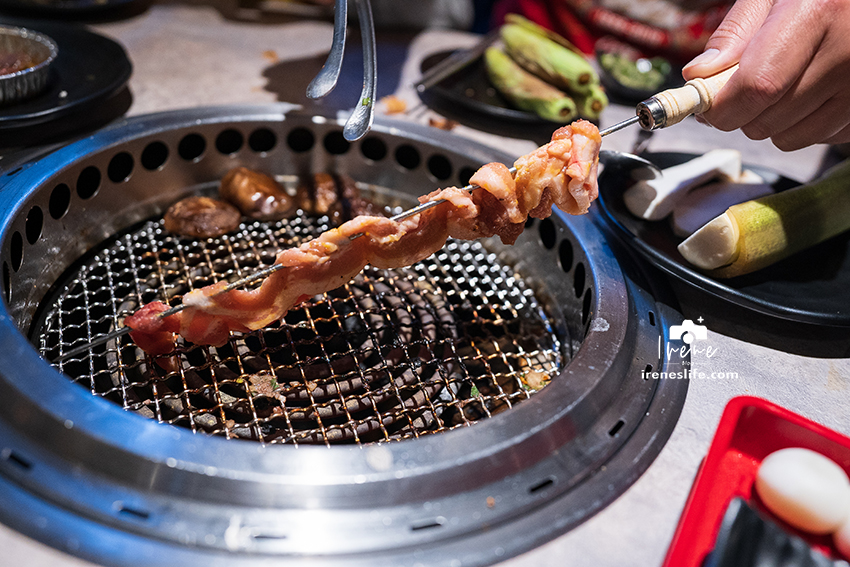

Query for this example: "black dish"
[0,18,132,132]
[419,49,560,127]
[595,152,850,327]
[709,499,839,567]
[0,0,140,14]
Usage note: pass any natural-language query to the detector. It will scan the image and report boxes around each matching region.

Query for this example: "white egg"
[755,447,850,534]
[834,513,850,559]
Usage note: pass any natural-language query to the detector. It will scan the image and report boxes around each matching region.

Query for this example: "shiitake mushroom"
[295,173,380,224]
[219,167,295,221]
[165,168,379,238]
[163,196,241,238]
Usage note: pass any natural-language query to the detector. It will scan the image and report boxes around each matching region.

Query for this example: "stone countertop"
[2,3,849,566]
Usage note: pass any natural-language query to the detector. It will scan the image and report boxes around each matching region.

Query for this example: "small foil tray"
[663,396,850,567]
[0,17,131,133]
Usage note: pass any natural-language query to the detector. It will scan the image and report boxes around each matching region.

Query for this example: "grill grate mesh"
[34,197,568,445]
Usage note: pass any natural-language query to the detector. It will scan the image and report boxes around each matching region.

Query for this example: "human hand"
[682,0,850,151]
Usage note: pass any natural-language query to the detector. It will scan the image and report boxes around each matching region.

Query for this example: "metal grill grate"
[34,193,567,446]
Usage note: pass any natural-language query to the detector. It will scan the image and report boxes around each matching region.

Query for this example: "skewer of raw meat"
[121,120,601,364]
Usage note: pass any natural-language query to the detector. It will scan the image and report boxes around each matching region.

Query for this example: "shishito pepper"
[484,46,578,122]
[500,22,598,96]
[599,52,671,92]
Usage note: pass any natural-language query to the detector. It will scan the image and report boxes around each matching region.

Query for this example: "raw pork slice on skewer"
[125,120,602,360]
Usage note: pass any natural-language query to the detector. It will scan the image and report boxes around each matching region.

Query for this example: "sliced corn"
[500,23,597,96]
[484,46,578,122]
[573,83,609,121]
[504,14,583,55]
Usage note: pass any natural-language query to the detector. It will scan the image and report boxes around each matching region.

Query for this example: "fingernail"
[684,48,720,70]
[694,113,713,128]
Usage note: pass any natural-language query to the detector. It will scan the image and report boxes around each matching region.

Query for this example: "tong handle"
[307,0,349,99]
[637,64,739,130]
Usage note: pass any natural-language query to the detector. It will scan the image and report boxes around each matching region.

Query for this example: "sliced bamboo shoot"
[671,175,774,238]
[678,212,739,270]
[678,159,850,278]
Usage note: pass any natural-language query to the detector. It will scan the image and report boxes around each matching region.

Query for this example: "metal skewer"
[55,64,743,364]
[52,131,656,364]
[54,261,289,363]
[599,115,640,136]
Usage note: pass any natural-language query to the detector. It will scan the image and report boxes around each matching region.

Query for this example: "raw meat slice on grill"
[125,120,602,360]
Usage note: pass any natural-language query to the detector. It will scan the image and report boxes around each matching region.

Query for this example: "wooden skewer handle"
[638,64,739,130]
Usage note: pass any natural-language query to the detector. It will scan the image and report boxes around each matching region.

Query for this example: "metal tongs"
[307,0,376,141]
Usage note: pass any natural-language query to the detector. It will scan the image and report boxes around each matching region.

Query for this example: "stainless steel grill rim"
[0,105,688,567]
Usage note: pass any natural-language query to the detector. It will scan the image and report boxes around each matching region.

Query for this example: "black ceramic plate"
[596,152,850,327]
[419,50,558,127]
[0,18,132,130]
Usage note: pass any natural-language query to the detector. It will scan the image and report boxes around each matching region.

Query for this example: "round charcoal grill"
[0,105,687,567]
[35,207,564,445]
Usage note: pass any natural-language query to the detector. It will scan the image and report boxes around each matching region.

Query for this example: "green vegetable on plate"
[484,46,578,122]
[678,159,850,278]
[500,23,597,96]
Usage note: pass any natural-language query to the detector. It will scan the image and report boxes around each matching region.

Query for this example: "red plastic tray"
[663,396,850,567]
